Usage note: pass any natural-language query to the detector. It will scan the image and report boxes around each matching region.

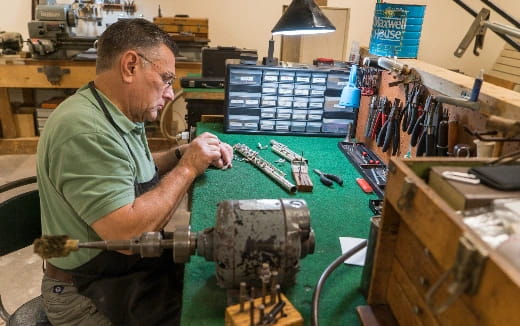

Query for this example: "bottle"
[469,69,484,102]
[348,41,360,64]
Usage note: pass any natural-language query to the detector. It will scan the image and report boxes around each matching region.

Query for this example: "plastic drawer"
[229,69,262,85]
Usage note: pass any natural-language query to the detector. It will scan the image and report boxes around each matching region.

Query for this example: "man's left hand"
[212,141,233,170]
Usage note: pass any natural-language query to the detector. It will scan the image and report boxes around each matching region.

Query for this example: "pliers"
[313,169,343,187]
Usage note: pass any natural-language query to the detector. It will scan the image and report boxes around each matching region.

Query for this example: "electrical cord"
[0,176,37,194]
[311,240,368,326]
[159,89,187,143]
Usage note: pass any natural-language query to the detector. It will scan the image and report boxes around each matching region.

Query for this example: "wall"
[1,0,519,77]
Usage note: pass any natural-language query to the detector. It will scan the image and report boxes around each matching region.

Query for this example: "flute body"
[233,143,297,193]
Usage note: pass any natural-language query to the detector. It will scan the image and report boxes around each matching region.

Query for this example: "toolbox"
[365,158,520,325]
[224,64,357,137]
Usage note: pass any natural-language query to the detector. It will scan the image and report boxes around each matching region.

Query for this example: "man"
[36,18,233,325]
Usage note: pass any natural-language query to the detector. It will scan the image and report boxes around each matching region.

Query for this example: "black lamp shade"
[271,0,336,35]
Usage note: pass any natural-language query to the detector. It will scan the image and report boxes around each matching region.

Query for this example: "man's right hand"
[176,132,223,177]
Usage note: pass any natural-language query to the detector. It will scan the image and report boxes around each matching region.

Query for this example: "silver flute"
[270,140,307,163]
[233,143,297,193]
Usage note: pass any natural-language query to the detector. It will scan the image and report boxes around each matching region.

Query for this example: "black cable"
[0,176,37,194]
[311,239,368,326]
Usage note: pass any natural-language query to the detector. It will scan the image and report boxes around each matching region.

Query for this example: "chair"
[0,177,51,326]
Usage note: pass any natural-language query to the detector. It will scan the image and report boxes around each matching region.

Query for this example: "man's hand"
[177,132,231,176]
[211,141,233,170]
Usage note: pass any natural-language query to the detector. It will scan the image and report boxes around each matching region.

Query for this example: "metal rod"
[452,0,520,51]
[481,0,520,28]
[486,21,520,39]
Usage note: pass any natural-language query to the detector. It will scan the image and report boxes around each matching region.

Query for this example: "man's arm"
[152,144,188,176]
[153,135,234,176]
[91,132,233,241]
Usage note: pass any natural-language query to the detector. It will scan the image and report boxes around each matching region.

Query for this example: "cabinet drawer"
[388,259,439,326]
[378,158,520,325]
[395,222,479,326]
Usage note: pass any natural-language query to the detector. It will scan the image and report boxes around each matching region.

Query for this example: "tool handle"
[370,112,382,139]
[392,119,401,156]
[447,119,459,155]
[437,120,449,156]
[406,105,418,135]
[324,173,343,186]
[426,132,436,156]
[382,116,394,152]
[401,103,409,132]
[410,113,425,147]
[416,131,427,156]
[319,175,334,187]
[376,120,389,147]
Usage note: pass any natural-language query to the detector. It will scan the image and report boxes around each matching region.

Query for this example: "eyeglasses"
[136,52,176,88]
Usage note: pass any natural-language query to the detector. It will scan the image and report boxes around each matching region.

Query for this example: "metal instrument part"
[270,139,313,192]
[234,143,297,193]
[270,140,307,163]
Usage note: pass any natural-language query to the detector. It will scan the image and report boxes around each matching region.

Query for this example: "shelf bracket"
[37,66,70,85]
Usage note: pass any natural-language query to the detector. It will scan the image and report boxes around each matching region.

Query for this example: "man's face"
[131,44,176,122]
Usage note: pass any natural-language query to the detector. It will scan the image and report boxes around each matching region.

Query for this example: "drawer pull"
[397,176,416,211]
[425,235,487,315]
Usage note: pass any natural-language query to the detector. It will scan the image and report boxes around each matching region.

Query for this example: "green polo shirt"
[36,84,156,269]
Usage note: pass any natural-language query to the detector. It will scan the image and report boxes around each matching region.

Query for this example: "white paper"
[339,237,367,266]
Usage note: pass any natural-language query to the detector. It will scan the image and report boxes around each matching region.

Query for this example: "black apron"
[66,82,183,325]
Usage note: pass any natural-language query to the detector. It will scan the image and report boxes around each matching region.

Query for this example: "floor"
[0,154,190,324]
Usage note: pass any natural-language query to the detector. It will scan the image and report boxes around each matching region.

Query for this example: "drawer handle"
[397,176,416,211]
[425,235,487,315]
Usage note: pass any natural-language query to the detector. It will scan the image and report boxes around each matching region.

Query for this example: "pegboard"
[355,71,520,164]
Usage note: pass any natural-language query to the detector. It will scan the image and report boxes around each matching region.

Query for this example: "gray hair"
[95,18,177,73]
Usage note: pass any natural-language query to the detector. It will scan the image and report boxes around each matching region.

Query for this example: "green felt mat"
[181,123,378,326]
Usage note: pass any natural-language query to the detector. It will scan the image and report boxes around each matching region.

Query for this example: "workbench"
[0,56,200,154]
[181,122,378,326]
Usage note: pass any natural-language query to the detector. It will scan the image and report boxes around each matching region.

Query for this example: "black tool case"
[202,46,257,77]
[224,64,358,137]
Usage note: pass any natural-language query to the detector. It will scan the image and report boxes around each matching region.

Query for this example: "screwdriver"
[313,169,343,187]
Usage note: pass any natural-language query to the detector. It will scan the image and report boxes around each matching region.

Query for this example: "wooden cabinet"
[366,158,520,325]
[0,57,200,153]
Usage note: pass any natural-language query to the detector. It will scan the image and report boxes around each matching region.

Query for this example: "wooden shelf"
[401,59,520,120]
[0,57,201,153]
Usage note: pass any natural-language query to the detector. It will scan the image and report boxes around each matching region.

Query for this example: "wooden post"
[0,87,17,138]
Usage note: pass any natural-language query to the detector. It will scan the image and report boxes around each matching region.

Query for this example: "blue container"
[369,3,426,58]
